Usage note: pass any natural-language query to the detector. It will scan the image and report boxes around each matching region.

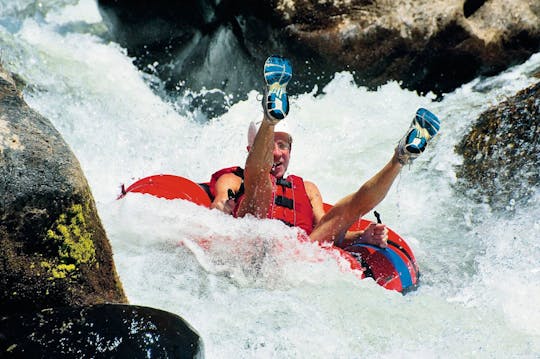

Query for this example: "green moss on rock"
[43,204,96,279]
[456,82,540,209]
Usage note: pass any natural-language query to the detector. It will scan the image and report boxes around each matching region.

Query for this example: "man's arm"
[304,181,325,226]
[305,180,388,248]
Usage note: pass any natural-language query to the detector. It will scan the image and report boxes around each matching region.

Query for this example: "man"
[209,55,440,248]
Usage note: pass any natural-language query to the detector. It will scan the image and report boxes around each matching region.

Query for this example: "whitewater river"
[1,1,539,357]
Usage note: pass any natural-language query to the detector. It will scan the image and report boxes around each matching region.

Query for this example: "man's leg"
[236,117,276,218]
[310,108,441,244]
[236,55,292,218]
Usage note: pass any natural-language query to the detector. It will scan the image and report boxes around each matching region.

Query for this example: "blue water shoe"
[396,108,440,165]
[263,55,292,122]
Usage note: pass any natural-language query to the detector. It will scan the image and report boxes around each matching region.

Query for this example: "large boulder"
[278,0,540,95]
[455,81,540,210]
[98,0,540,117]
[0,63,205,358]
[0,63,127,315]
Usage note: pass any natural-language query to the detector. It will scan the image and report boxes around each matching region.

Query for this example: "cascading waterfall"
[1,0,539,357]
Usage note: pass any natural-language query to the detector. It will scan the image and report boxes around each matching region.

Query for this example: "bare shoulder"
[303,180,325,223]
[304,180,322,199]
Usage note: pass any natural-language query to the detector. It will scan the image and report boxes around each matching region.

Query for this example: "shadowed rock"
[0,304,204,358]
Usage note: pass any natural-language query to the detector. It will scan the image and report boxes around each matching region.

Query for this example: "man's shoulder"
[302,179,320,193]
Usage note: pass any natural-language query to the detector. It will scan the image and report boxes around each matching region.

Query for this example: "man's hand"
[358,223,388,248]
[344,223,388,248]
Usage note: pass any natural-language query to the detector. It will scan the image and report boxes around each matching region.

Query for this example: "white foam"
[45,0,102,25]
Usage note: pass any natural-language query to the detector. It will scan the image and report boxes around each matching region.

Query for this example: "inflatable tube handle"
[374,211,382,224]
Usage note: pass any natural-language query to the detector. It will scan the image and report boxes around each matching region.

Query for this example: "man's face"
[271,132,291,178]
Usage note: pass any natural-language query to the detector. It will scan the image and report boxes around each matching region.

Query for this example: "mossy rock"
[455,81,540,210]
[0,62,127,315]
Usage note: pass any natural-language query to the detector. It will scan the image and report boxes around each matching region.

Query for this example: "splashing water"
[1,1,540,357]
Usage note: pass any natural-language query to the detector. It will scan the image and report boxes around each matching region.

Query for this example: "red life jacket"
[208,166,315,234]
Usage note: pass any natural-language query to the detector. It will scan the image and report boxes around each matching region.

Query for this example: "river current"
[1,1,539,357]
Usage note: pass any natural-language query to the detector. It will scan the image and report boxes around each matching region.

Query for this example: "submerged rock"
[0,304,204,358]
[455,81,540,210]
[0,62,127,314]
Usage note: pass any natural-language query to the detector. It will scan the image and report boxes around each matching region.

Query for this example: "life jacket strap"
[276,178,292,188]
[275,195,294,209]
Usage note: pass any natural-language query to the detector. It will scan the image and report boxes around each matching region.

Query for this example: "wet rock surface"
[0,304,204,358]
[0,63,127,314]
[0,61,204,358]
[456,81,540,209]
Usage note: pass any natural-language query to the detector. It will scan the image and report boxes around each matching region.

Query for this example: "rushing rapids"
[1,1,539,357]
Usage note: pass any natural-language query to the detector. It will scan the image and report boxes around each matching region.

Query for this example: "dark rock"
[0,63,127,315]
[0,304,204,358]
[464,0,487,18]
[455,81,540,210]
[98,0,283,118]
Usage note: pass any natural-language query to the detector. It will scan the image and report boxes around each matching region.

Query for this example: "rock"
[97,0,540,117]
[279,0,540,95]
[98,0,281,118]
[0,304,204,358]
[455,81,540,210]
[0,63,204,358]
[0,63,127,315]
